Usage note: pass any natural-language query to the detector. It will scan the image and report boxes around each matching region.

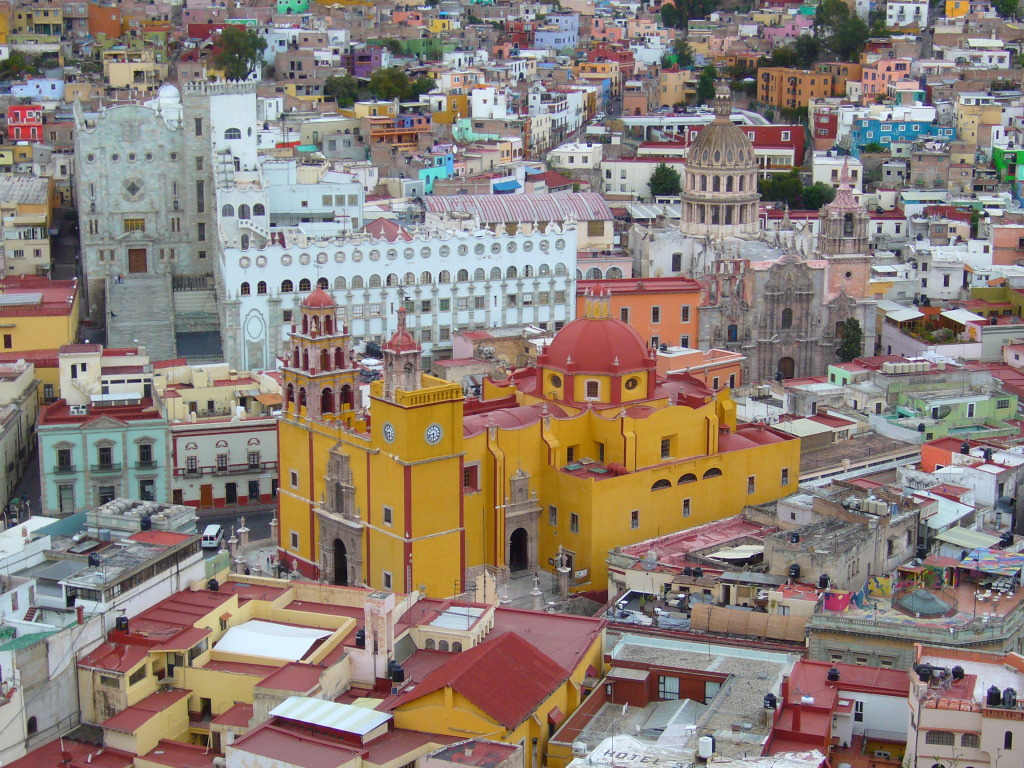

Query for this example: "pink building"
[859,59,912,103]
[762,17,813,46]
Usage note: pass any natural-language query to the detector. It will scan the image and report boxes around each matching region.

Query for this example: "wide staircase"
[107,273,177,361]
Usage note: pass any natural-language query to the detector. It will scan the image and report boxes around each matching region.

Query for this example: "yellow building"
[574,60,622,97]
[758,67,834,110]
[945,0,969,15]
[278,289,800,597]
[0,276,78,353]
[0,175,52,276]
[658,67,697,107]
[428,17,452,34]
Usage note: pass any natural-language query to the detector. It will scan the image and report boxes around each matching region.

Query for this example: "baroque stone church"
[632,83,876,382]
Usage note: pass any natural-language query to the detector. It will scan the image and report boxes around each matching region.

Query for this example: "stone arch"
[321,388,334,414]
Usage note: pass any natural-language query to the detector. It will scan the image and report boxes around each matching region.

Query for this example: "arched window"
[317,277,328,290]
[386,274,399,287]
[474,268,486,281]
[420,271,432,284]
[221,204,235,217]
[253,203,266,216]
[539,264,551,276]
[336,348,346,369]
[678,473,697,484]
[26,716,36,736]
[781,307,793,330]
[320,348,329,371]
[351,275,364,289]
[739,175,745,192]
[701,175,708,192]
[324,315,333,334]
[607,267,623,278]
[713,176,721,192]
[1005,731,1013,750]
[425,638,435,649]
[960,734,980,749]
[843,212,854,236]
[238,204,251,219]
[452,641,463,652]
[652,479,672,491]
[703,467,722,479]
[491,266,502,280]
[298,387,307,407]
[281,279,294,293]
[321,388,334,414]
[298,278,311,292]
[334,276,346,290]
[726,176,733,192]
[240,282,250,296]
[302,315,309,335]
[240,234,249,250]
[286,383,294,405]
[302,349,309,369]
[292,347,299,367]
[257,281,267,295]
[925,732,955,747]
[224,128,241,140]
[457,269,469,282]
[506,265,518,279]
[727,324,738,342]
[439,640,450,652]
[586,267,602,279]
[523,264,534,277]
[438,270,451,283]
[403,272,415,285]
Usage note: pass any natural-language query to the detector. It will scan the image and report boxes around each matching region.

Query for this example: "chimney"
[76,604,84,625]
[791,702,801,732]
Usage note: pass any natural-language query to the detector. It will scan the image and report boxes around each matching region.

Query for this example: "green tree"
[368,67,412,101]
[764,107,776,122]
[758,169,803,209]
[814,0,869,61]
[801,182,836,209]
[696,64,718,104]
[410,76,436,98]
[213,26,267,81]
[994,0,1020,18]
[379,38,404,56]
[648,163,682,197]
[0,51,35,80]
[836,318,863,363]
[860,141,885,153]
[793,34,821,67]
[672,39,695,67]
[324,74,362,107]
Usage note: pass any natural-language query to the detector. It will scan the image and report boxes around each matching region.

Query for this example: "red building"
[810,103,839,151]
[7,104,43,143]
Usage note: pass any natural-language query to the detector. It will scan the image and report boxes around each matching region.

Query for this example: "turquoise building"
[37,400,170,516]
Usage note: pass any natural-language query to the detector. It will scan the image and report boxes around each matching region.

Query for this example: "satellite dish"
[936,405,953,419]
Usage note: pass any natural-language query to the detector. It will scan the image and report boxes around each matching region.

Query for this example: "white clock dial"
[382,422,396,443]
[425,423,443,445]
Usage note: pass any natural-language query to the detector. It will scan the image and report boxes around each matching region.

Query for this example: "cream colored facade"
[0,361,39,504]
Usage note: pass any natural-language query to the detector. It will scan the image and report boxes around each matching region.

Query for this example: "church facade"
[277,288,801,597]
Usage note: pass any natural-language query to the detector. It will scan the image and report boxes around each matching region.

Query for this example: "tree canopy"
[214,26,267,81]
[0,51,36,80]
[993,0,1020,18]
[649,163,682,197]
[367,68,436,101]
[836,318,864,363]
[758,170,837,210]
[814,0,869,62]
[696,64,718,105]
[324,74,361,107]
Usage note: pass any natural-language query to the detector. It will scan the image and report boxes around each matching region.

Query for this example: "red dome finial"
[383,307,419,353]
[301,287,336,309]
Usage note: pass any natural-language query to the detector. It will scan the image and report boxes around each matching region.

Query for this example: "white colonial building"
[219,222,578,370]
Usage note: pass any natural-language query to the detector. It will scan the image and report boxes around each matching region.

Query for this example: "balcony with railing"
[176,460,277,478]
[52,464,76,474]
[90,462,123,473]
[135,460,158,469]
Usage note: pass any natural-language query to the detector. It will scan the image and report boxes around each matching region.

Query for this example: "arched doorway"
[509,528,529,572]
[778,357,795,379]
[333,539,348,586]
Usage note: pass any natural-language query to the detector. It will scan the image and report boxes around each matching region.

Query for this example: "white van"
[201,524,224,549]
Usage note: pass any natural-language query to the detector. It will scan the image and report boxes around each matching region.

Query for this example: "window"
[570,513,579,534]
[290,470,298,488]
[586,380,599,399]
[658,675,680,700]
[967,403,976,418]
[2,335,10,350]
[216,454,228,471]
[660,437,672,459]
[128,666,147,686]
[680,306,690,322]
[651,306,661,323]
[549,506,557,526]
[224,127,241,140]
[1005,731,1013,750]
[463,464,479,491]
[383,506,393,526]
[383,571,393,590]
[196,181,204,213]
[194,117,203,136]
[781,307,793,329]
[960,733,979,748]
[630,510,639,529]
[747,475,756,494]
[781,468,789,486]
[290,531,299,549]
[99,674,119,688]
[198,223,206,241]
[854,700,864,723]
[925,732,955,746]
[998,399,1010,410]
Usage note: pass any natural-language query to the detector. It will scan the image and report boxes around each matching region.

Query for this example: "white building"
[812,152,864,192]
[219,223,578,370]
[939,39,1011,68]
[548,142,603,170]
[886,0,929,28]
[601,157,685,199]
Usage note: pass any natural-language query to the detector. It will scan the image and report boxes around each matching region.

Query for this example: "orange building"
[88,3,121,38]
[576,277,702,350]
[655,347,745,391]
[815,62,863,97]
[757,67,833,110]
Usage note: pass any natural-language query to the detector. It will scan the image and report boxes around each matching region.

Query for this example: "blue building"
[850,118,955,153]
[534,13,579,51]
[37,398,171,516]
[418,150,456,193]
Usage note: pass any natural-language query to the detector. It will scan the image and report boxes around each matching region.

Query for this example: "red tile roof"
[138,739,220,768]
[212,701,254,728]
[6,739,134,768]
[127,531,194,547]
[388,632,569,729]
[78,643,149,673]
[257,662,325,692]
[102,689,191,734]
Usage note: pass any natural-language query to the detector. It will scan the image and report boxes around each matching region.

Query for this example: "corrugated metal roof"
[423,191,612,223]
[934,527,1000,549]
[269,696,391,735]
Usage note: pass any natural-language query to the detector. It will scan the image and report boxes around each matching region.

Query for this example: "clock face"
[382,422,396,443]
[425,423,443,445]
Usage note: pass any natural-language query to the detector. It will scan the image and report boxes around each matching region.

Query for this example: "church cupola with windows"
[535,289,657,407]
[381,308,422,402]
[680,81,760,239]
[818,158,870,256]
[282,288,358,423]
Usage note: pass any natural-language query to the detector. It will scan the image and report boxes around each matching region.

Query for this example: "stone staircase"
[22,606,37,622]
[107,273,177,361]
[172,288,220,334]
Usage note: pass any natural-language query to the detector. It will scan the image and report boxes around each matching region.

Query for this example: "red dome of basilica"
[543,314,652,374]
[301,287,336,308]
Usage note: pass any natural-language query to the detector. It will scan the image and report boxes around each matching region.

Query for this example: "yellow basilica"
[276,288,800,596]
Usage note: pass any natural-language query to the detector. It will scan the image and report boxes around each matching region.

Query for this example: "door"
[225,482,237,504]
[777,356,795,380]
[199,484,213,507]
[172,489,183,505]
[509,527,529,572]
[333,538,348,586]
[127,248,147,273]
